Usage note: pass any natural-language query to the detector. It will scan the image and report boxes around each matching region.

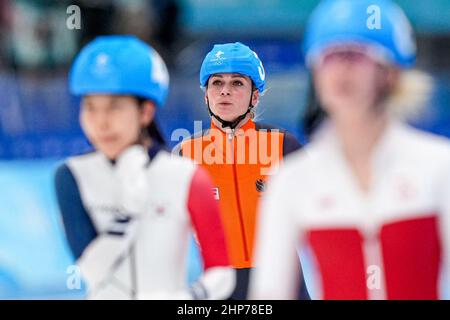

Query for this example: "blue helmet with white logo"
[303,0,416,68]
[69,35,169,108]
[200,42,266,93]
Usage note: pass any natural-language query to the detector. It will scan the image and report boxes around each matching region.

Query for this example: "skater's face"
[205,73,259,123]
[313,46,396,121]
[80,95,155,160]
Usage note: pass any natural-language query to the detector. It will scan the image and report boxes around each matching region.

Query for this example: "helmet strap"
[207,105,254,130]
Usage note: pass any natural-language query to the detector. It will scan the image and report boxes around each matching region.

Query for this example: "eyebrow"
[210,74,247,79]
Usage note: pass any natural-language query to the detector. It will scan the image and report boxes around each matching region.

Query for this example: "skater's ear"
[139,100,156,127]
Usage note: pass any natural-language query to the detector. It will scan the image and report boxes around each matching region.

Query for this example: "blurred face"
[205,73,259,122]
[313,46,395,121]
[80,95,155,160]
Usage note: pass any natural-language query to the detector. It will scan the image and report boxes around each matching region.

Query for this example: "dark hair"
[135,97,167,146]
[302,78,327,141]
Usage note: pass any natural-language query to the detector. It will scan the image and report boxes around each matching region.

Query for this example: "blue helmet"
[69,35,169,108]
[303,0,416,68]
[200,42,266,93]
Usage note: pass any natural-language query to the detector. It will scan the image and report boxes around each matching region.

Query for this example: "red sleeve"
[187,166,230,269]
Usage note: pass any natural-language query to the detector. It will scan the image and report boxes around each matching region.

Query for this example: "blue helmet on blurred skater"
[70,35,169,108]
[303,0,416,68]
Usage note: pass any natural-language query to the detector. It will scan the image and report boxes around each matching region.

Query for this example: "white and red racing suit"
[55,143,235,299]
[250,120,450,300]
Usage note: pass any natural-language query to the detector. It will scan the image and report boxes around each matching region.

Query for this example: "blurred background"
[0,0,449,299]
